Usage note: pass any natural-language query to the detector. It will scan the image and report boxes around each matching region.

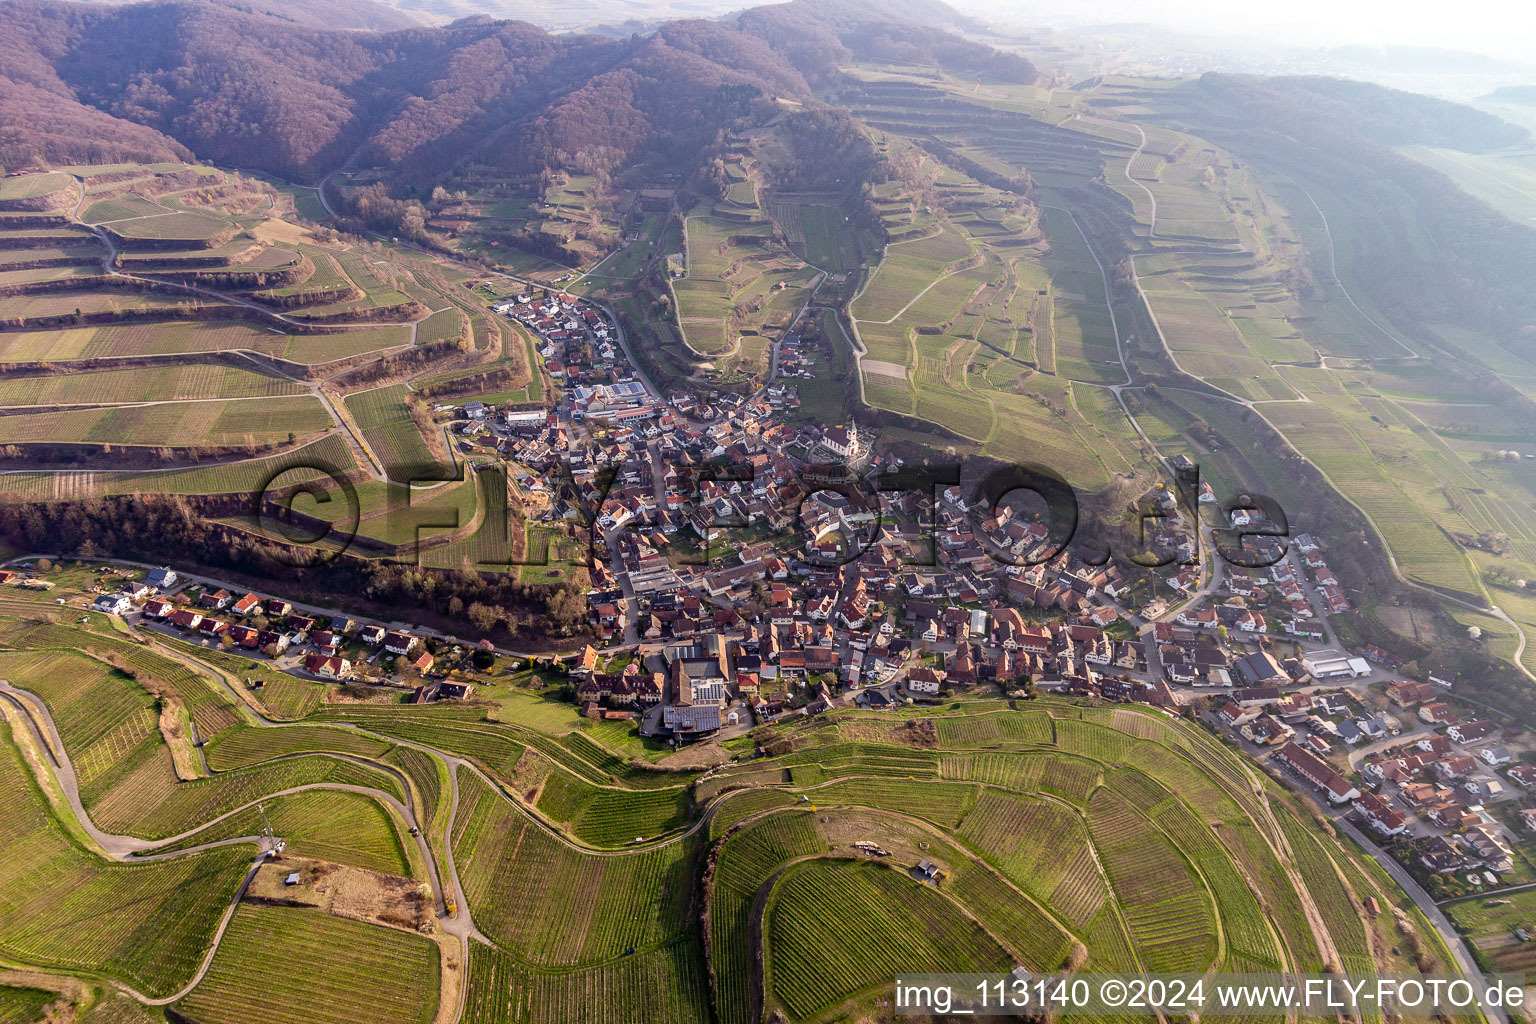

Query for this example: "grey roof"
[662,705,721,733]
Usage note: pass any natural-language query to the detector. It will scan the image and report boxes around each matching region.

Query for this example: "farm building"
[1302,650,1371,679]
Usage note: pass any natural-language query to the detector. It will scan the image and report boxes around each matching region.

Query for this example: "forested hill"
[1233,75,1530,152]
[1193,74,1536,341]
[0,0,1036,183]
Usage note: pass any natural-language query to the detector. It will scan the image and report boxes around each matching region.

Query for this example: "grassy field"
[314,707,526,780]
[0,718,252,998]
[1086,787,1217,973]
[764,858,1012,1020]
[158,789,412,875]
[709,811,824,1024]
[534,771,694,844]
[452,771,697,964]
[1399,144,1536,227]
[1447,887,1536,974]
[202,723,394,771]
[0,171,74,201]
[0,604,1454,1021]
[0,365,303,406]
[464,937,710,1024]
[0,625,409,842]
[0,985,58,1022]
[669,189,819,381]
[345,383,438,477]
[178,904,439,1024]
[0,159,507,528]
[840,132,1149,493]
[0,395,330,448]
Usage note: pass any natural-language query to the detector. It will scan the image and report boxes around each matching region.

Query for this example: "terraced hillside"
[842,128,1149,495]
[0,605,1456,1023]
[667,138,824,388]
[0,161,540,564]
[798,64,1536,697]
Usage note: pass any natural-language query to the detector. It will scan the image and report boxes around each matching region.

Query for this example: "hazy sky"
[954,0,1536,64]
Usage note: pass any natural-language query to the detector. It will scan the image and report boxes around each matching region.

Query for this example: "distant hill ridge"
[1484,85,1536,107]
[0,0,1036,182]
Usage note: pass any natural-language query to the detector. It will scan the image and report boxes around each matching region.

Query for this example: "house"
[412,680,475,704]
[1233,685,1282,707]
[1356,715,1387,740]
[146,567,178,589]
[303,653,352,680]
[1176,605,1218,629]
[572,644,601,677]
[1448,720,1496,745]
[1417,735,1453,758]
[1435,755,1479,781]
[384,631,418,656]
[1386,680,1435,706]
[360,624,386,645]
[93,593,131,615]
[1419,836,1466,873]
[1480,745,1512,767]
[198,588,232,610]
[1217,701,1260,729]
[231,593,261,616]
[1276,742,1359,803]
[1274,691,1312,719]
[1240,713,1291,745]
[411,650,435,675]
[1463,824,1515,872]
[167,608,204,630]
[1233,652,1287,687]
[1463,775,1504,800]
[142,598,173,619]
[1236,610,1266,633]
[1399,782,1452,809]
[907,667,944,695]
[635,673,664,705]
[1354,792,1407,837]
[1427,801,1478,831]
[264,598,292,617]
[1419,702,1453,724]
[1507,764,1536,789]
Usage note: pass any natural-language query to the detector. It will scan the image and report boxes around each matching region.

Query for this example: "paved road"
[4,553,551,662]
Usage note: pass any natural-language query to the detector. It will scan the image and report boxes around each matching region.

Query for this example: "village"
[44,279,1536,916]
